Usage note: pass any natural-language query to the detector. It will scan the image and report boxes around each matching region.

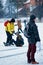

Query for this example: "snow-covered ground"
[0,19,43,65]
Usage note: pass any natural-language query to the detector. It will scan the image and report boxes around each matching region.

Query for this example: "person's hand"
[12,31,15,34]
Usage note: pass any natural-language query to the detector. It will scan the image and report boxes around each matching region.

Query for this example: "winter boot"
[31,61,39,64]
[3,42,9,46]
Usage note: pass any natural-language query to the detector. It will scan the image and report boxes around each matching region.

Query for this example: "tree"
[3,0,28,18]
[4,0,17,18]
[0,1,4,18]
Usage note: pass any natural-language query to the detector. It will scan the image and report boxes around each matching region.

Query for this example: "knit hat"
[30,15,36,20]
[10,18,15,22]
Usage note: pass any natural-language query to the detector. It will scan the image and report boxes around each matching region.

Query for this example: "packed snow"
[0,18,43,65]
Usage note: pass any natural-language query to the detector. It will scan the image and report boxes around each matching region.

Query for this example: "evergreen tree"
[0,1,4,18]
[4,0,17,18]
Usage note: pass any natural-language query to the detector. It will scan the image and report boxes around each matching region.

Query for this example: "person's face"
[35,18,39,22]
[34,18,37,22]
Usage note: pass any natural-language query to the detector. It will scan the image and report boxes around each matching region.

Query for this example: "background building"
[30,0,43,20]
[0,0,43,19]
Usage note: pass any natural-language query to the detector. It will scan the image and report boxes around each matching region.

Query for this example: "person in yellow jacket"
[4,18,15,46]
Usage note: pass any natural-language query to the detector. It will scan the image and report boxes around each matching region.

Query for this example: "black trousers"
[6,31,12,45]
[10,38,24,46]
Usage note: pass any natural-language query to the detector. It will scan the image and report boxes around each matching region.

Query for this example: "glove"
[11,31,15,34]
[36,41,41,51]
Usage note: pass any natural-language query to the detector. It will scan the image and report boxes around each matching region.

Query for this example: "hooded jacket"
[5,22,15,34]
[28,20,40,44]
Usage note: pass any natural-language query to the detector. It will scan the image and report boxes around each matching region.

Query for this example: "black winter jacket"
[28,20,40,44]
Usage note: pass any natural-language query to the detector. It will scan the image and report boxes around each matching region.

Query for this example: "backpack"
[4,20,9,26]
[24,23,30,38]
[15,35,24,47]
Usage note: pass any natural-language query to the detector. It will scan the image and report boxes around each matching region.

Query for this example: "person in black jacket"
[27,15,40,64]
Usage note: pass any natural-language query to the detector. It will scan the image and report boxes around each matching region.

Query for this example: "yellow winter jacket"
[5,22,15,34]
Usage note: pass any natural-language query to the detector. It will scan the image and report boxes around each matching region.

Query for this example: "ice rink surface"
[0,19,43,65]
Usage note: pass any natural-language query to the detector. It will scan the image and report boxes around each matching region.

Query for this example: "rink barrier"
[0,48,43,59]
[0,52,26,59]
[0,47,19,52]
[0,46,27,52]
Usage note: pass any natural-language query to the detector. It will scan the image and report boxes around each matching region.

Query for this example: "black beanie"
[10,18,15,22]
[30,15,36,20]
